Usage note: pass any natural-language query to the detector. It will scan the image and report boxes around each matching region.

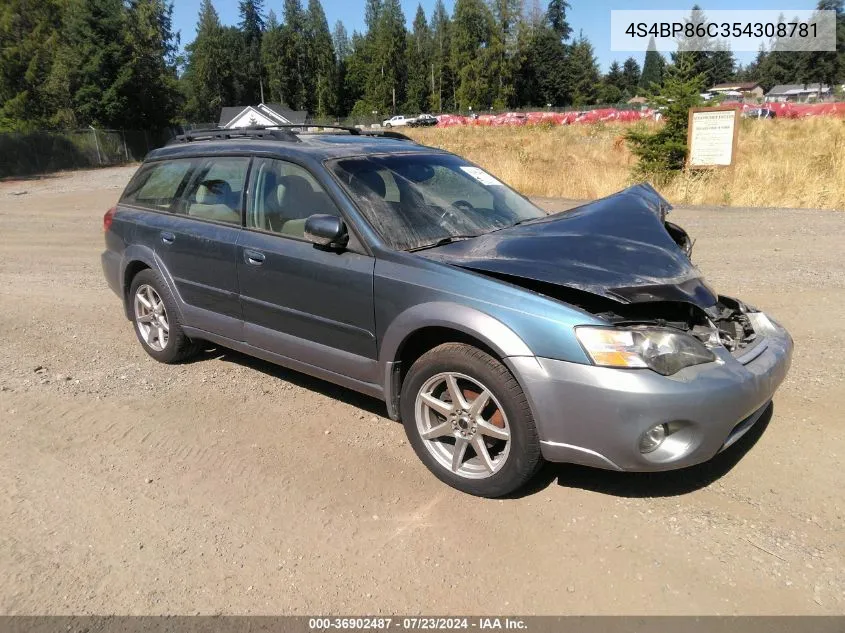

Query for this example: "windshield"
[328,153,546,251]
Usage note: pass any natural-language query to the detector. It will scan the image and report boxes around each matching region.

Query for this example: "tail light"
[103,206,116,232]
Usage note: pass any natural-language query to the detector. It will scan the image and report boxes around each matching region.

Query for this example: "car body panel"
[236,229,378,381]
[419,183,718,309]
[511,323,792,470]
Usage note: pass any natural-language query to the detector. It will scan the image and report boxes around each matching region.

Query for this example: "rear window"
[121,159,194,211]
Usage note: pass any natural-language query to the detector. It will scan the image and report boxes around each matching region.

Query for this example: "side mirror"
[304,214,348,248]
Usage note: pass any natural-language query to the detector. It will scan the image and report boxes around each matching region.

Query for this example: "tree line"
[0,0,842,132]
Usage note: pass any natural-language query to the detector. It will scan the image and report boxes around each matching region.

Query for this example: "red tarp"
[433,103,845,127]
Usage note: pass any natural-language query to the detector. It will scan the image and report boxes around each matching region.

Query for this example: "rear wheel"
[400,343,542,497]
[129,269,200,363]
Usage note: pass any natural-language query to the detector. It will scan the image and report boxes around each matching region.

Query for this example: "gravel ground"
[0,166,843,615]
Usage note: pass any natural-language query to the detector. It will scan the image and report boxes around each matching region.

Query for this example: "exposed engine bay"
[472,270,760,354]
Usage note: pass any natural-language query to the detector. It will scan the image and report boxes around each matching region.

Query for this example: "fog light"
[639,424,667,453]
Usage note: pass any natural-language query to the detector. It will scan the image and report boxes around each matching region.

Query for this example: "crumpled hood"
[420,183,718,308]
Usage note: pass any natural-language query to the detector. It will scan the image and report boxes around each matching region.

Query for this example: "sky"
[171,0,822,72]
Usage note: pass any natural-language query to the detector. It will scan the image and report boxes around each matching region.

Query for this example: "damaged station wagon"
[102,126,793,497]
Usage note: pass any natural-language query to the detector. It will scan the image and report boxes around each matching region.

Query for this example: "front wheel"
[400,343,543,497]
[384,123,392,128]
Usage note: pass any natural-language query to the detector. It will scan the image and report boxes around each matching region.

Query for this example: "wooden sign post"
[686,107,740,169]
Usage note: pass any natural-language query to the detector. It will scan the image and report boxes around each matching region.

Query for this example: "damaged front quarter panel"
[419,183,764,355]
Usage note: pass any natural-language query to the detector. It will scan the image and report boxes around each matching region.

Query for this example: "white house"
[764,84,831,103]
[218,103,308,129]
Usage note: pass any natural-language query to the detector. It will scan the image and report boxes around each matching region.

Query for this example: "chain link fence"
[0,128,175,179]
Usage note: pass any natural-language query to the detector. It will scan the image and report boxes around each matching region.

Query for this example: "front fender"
[378,301,534,419]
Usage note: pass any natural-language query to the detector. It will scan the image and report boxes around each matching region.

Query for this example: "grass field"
[406,118,845,210]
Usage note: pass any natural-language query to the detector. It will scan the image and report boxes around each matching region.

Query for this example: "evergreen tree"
[546,0,572,40]
[332,21,353,116]
[671,5,714,85]
[0,0,63,130]
[450,0,499,111]
[367,0,407,114]
[221,25,248,104]
[345,30,371,117]
[261,10,286,104]
[365,0,383,32]
[429,0,453,112]
[605,61,624,90]
[569,34,601,106]
[738,45,767,82]
[515,13,569,107]
[49,0,127,127]
[598,60,625,103]
[622,57,641,95]
[708,44,735,86]
[626,55,705,179]
[757,18,804,91]
[800,0,844,88]
[305,0,337,117]
[405,5,432,112]
[113,0,181,128]
[238,0,266,103]
[279,0,309,109]
[184,0,228,122]
[639,36,666,90]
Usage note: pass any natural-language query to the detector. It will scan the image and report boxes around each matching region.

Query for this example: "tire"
[128,268,200,364]
[400,343,543,497]
[385,123,392,128]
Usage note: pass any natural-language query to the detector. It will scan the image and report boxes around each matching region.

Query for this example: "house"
[627,96,647,105]
[217,103,308,129]
[709,82,764,100]
[764,84,831,103]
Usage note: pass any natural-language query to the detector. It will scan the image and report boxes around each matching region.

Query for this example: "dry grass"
[405,118,845,210]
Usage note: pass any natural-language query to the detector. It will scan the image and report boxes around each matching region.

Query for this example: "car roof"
[147,132,448,163]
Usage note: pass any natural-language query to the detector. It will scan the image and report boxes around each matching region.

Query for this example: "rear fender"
[120,244,183,321]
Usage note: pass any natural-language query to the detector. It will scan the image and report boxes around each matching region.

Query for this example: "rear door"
[236,157,378,384]
[125,156,249,341]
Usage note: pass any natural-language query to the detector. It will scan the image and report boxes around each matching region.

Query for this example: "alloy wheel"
[133,284,169,352]
[414,372,511,479]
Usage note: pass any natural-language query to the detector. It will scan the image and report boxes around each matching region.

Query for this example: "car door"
[237,157,378,385]
[152,156,249,340]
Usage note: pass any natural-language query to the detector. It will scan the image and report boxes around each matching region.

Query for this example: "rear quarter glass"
[121,159,195,211]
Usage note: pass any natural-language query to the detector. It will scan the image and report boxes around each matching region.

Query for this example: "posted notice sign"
[687,107,740,168]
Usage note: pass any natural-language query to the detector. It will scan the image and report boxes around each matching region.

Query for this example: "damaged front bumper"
[507,322,793,472]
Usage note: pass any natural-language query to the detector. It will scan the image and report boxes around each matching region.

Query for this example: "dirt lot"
[0,166,843,615]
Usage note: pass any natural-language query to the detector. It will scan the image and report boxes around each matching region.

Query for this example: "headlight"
[575,326,717,375]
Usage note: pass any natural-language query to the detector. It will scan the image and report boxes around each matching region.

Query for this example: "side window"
[247,159,340,238]
[180,157,250,225]
[121,159,194,211]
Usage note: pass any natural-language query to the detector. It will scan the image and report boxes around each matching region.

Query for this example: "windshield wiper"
[408,235,478,252]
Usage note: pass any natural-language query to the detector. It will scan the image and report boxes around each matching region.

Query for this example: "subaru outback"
[101,126,793,497]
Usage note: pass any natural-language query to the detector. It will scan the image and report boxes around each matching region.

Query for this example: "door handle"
[244,249,265,265]
[160,231,175,244]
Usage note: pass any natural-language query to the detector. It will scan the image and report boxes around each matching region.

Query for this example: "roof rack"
[166,124,414,145]
[168,127,300,145]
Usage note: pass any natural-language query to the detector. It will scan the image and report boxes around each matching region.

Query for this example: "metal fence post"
[122,129,129,161]
[88,125,102,165]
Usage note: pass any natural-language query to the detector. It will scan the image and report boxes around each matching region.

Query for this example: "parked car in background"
[102,125,793,497]
[408,114,438,127]
[382,115,409,128]
[743,108,777,119]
